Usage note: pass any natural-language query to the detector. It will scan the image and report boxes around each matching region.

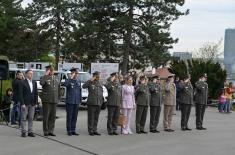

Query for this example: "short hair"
[6,88,13,95]
[25,69,33,74]
[16,71,22,75]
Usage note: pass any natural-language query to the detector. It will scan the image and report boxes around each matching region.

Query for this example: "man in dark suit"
[20,70,38,137]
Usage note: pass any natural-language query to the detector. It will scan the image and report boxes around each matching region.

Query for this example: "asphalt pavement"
[1,106,235,155]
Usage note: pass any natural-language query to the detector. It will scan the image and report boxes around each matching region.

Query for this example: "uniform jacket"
[135,84,150,106]
[178,81,194,105]
[82,80,103,106]
[105,81,122,107]
[194,80,208,105]
[164,82,176,106]
[40,75,60,104]
[148,82,162,106]
[64,78,82,104]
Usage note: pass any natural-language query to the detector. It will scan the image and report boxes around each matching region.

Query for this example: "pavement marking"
[0,124,100,155]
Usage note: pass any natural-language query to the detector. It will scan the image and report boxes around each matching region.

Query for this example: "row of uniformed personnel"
[39,65,208,137]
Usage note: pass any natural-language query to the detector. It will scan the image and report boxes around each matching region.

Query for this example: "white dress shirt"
[27,78,33,93]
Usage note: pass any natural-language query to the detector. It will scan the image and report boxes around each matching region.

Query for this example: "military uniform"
[64,78,81,135]
[149,82,162,132]
[194,80,208,129]
[178,81,193,130]
[135,84,150,133]
[82,80,103,135]
[105,80,122,135]
[163,81,176,131]
[40,75,60,135]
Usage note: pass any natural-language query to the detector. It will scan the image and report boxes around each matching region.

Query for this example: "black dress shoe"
[150,130,157,133]
[108,132,113,135]
[21,133,26,137]
[89,132,94,136]
[168,129,174,132]
[49,133,56,136]
[28,132,35,137]
[155,130,160,133]
[140,131,148,134]
[44,133,49,136]
[181,128,186,131]
[72,132,79,136]
[68,132,72,136]
[201,127,207,130]
[186,128,192,131]
[93,132,101,136]
[136,131,142,134]
[164,129,170,132]
[196,127,202,130]
[113,132,119,135]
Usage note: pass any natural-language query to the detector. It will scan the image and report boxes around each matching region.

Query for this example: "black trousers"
[195,104,206,128]
[136,105,148,132]
[150,106,161,131]
[180,104,192,129]
[87,105,101,134]
[107,105,120,134]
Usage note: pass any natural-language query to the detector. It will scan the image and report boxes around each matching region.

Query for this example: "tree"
[0,0,25,59]
[170,59,227,99]
[193,39,223,61]
[28,0,79,69]
[73,0,188,74]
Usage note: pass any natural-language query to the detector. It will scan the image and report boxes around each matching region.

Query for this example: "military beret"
[45,65,53,69]
[110,72,118,76]
[92,71,100,76]
[70,68,78,72]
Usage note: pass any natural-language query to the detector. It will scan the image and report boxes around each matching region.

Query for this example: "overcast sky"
[22,0,235,53]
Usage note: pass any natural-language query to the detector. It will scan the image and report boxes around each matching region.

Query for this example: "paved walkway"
[0,107,235,155]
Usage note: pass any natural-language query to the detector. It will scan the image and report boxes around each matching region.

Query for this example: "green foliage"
[28,0,79,69]
[0,80,12,102]
[0,0,188,72]
[73,0,188,73]
[170,59,227,99]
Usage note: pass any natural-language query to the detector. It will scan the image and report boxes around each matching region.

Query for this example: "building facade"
[224,29,235,78]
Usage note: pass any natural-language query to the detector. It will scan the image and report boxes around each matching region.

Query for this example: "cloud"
[171,0,235,53]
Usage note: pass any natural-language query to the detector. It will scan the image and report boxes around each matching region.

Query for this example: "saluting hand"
[45,70,50,76]
[111,76,115,82]
[71,72,76,79]
[91,76,96,81]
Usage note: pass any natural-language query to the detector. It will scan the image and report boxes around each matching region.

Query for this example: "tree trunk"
[55,10,61,70]
[121,4,133,75]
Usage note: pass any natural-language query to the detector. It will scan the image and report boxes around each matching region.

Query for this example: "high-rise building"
[173,52,192,60]
[224,29,235,78]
